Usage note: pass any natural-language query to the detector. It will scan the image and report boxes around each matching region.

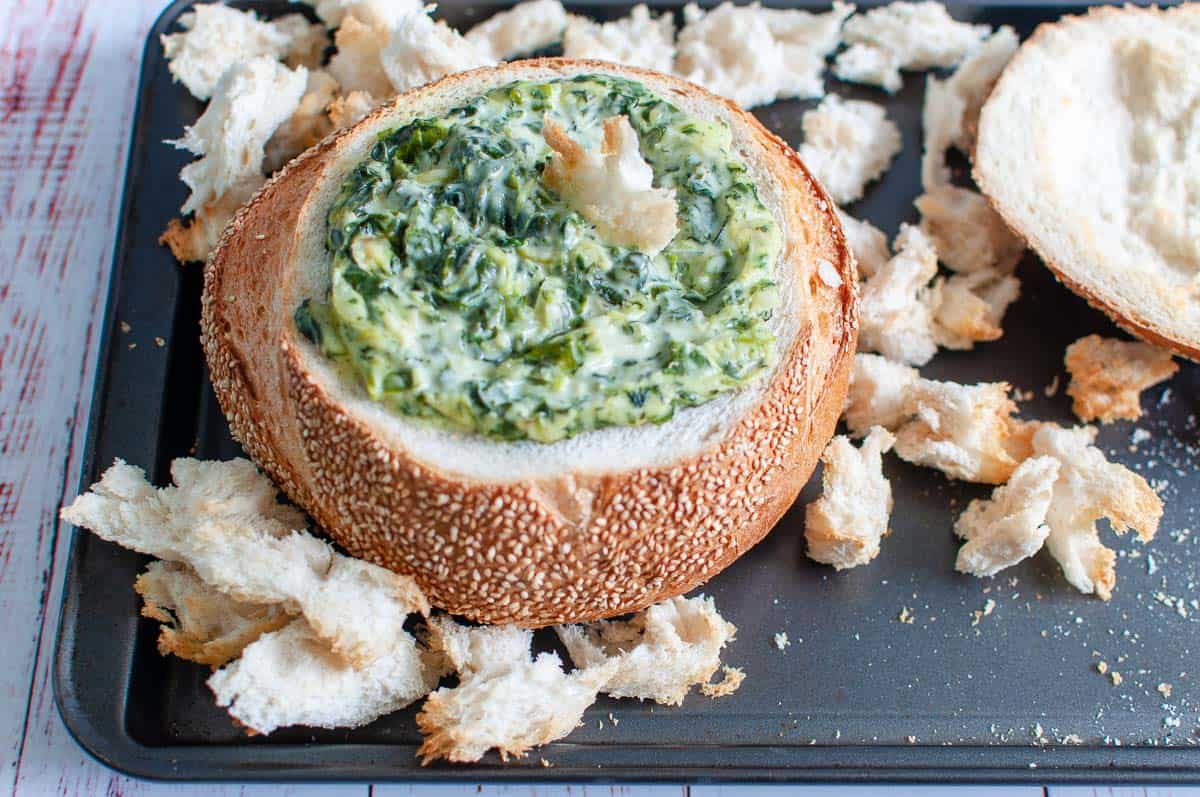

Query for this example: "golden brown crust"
[202,59,857,626]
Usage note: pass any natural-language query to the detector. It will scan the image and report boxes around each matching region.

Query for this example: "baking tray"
[54,0,1200,783]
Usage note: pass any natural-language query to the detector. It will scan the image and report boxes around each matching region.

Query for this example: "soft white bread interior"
[974,5,1200,359]
[202,59,857,626]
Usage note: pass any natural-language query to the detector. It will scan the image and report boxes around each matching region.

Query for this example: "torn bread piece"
[916,184,1024,274]
[161,4,289,100]
[273,13,331,70]
[1033,424,1163,599]
[894,378,1035,484]
[329,89,378,130]
[464,0,569,60]
[834,1,992,93]
[327,13,397,97]
[858,223,939,366]
[1065,335,1179,424]
[798,95,901,205]
[60,457,429,668]
[163,58,307,261]
[838,210,889,279]
[674,1,853,108]
[843,353,919,436]
[930,266,1020,350]
[265,69,339,173]
[700,666,746,698]
[805,426,896,570]
[381,10,496,94]
[208,618,441,735]
[920,27,1018,190]
[135,560,291,667]
[562,5,676,73]
[543,115,678,256]
[418,617,615,764]
[954,455,1060,577]
[307,0,423,30]
[554,595,737,706]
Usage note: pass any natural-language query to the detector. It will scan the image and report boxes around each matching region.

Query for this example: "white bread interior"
[974,5,1200,359]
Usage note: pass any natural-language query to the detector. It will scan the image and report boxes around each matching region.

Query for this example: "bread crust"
[974,5,1200,361]
[202,59,856,626]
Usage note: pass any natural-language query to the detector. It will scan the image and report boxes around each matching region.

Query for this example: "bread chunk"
[798,96,901,205]
[1065,335,1178,424]
[464,0,569,60]
[328,90,378,130]
[417,617,614,763]
[834,1,991,93]
[306,0,423,29]
[843,353,919,435]
[674,1,853,108]
[920,27,1018,190]
[838,211,889,279]
[893,379,1034,484]
[543,115,679,256]
[858,224,939,366]
[805,427,896,570]
[135,560,290,667]
[563,5,676,73]
[265,69,339,173]
[164,58,307,261]
[916,184,1024,274]
[328,14,396,97]
[161,4,289,100]
[930,266,1020,350]
[209,618,440,734]
[61,458,428,668]
[954,455,1059,577]
[273,13,331,70]
[381,11,495,94]
[554,595,736,705]
[1032,424,1162,599]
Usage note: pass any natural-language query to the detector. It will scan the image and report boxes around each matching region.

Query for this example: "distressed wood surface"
[0,0,1195,795]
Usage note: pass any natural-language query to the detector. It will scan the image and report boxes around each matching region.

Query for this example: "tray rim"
[52,0,1200,784]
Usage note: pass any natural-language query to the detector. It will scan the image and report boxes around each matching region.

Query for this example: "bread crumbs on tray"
[701,666,746,698]
[155,336,166,347]
[970,598,996,626]
[119,321,132,333]
[773,632,790,651]
[1158,682,1173,698]
[897,606,915,624]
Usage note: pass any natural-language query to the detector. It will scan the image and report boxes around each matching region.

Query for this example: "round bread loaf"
[202,59,857,626]
[975,5,1200,360]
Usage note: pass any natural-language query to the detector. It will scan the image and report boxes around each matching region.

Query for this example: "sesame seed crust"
[202,60,857,627]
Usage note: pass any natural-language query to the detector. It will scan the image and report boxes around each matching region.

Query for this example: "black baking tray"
[54,0,1200,783]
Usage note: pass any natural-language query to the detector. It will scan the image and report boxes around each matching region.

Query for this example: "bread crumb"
[893,378,1034,484]
[543,115,678,257]
[119,321,131,333]
[1033,424,1163,600]
[1044,375,1060,398]
[805,427,897,570]
[929,265,1021,351]
[833,1,991,93]
[1065,335,1179,424]
[954,456,1059,577]
[161,4,289,100]
[154,337,165,347]
[917,184,1025,274]
[970,598,996,626]
[675,1,852,108]
[556,594,736,706]
[464,0,568,60]
[701,665,746,698]
[128,343,136,350]
[563,4,675,72]
[1097,661,1108,675]
[858,224,939,366]
[897,607,914,624]
[1158,682,1173,698]
[773,632,790,650]
[798,95,902,205]
[1111,671,1123,686]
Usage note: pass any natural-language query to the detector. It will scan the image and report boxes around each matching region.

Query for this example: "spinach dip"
[296,75,782,443]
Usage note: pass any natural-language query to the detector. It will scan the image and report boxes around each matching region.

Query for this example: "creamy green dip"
[296,75,781,443]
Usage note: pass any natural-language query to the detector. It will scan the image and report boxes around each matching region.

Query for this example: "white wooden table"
[0,1,1196,795]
